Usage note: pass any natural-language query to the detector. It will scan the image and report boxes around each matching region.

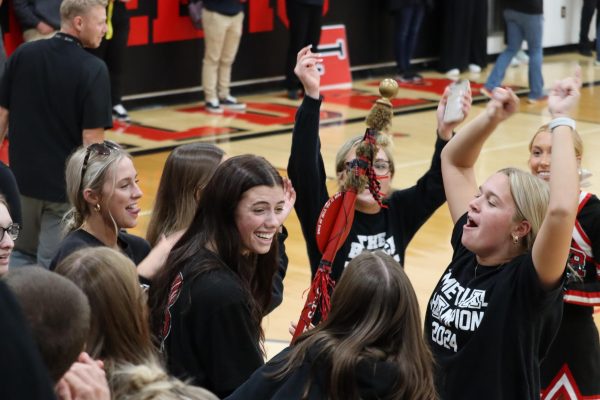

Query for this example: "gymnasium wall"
[1,0,590,100]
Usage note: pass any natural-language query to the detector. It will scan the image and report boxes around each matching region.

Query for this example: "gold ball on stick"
[379,78,399,100]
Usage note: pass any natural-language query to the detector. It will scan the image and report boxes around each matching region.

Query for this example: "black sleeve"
[192,279,264,398]
[388,135,447,249]
[11,0,40,30]
[0,162,21,225]
[81,61,112,130]
[267,226,288,314]
[287,96,329,275]
[0,282,57,399]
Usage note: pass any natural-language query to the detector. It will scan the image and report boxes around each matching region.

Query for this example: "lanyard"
[54,32,83,48]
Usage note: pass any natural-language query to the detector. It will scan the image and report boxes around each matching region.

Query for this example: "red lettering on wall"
[248,0,274,32]
[153,0,203,43]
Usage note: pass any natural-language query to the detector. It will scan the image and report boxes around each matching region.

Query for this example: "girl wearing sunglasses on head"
[49,141,175,282]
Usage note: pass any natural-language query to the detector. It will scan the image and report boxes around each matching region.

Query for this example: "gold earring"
[512,235,519,244]
[94,203,101,212]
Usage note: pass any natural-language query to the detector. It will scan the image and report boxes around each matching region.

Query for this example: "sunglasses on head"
[80,140,120,187]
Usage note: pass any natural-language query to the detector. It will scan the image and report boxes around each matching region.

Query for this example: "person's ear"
[83,188,101,207]
[512,220,531,243]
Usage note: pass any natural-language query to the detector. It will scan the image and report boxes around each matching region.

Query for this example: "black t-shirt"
[49,229,151,271]
[0,33,112,202]
[425,214,563,400]
[162,249,264,399]
[503,0,542,14]
[287,95,447,282]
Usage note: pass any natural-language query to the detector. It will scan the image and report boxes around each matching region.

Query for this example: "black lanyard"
[53,32,83,48]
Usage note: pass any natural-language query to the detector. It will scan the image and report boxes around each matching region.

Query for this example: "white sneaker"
[219,95,246,110]
[205,100,224,114]
[112,104,130,122]
[515,50,529,63]
[510,57,520,67]
[468,64,482,73]
[446,68,460,78]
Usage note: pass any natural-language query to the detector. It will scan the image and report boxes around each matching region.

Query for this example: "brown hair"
[148,155,283,353]
[4,266,91,383]
[272,251,436,400]
[55,247,155,367]
[146,143,224,246]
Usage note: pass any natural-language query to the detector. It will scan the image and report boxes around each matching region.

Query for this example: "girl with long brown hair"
[148,154,294,398]
[226,251,436,400]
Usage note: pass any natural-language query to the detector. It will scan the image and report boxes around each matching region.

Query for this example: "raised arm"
[532,71,581,289]
[286,47,328,273]
[441,88,519,223]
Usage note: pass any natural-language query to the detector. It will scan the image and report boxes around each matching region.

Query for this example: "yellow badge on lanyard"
[106,0,114,40]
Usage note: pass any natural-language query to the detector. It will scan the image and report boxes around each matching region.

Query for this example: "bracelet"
[548,117,576,132]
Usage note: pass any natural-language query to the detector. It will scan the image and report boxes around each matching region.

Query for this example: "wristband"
[548,117,576,132]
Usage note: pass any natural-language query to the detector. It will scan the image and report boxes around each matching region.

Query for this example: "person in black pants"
[284,0,323,99]
[89,0,131,121]
[439,0,487,77]
[579,0,598,56]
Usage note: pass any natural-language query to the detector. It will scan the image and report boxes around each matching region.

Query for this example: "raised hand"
[484,87,519,123]
[436,83,473,140]
[276,177,296,226]
[548,65,582,118]
[293,45,323,100]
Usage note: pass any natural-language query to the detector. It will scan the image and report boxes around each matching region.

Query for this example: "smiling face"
[528,131,552,181]
[77,5,107,48]
[462,173,522,262]
[339,147,393,214]
[0,203,14,274]
[235,185,285,255]
[101,157,143,230]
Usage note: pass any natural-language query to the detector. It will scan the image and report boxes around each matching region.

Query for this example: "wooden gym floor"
[118,52,600,358]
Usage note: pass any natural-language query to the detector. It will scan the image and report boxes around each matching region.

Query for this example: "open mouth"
[465,215,478,228]
[0,253,10,263]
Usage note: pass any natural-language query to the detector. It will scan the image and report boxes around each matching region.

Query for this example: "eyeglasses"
[345,159,391,176]
[0,224,20,241]
[81,141,120,184]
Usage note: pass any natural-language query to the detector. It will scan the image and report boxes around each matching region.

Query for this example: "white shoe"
[515,50,529,63]
[446,68,460,78]
[112,104,130,122]
[468,64,482,73]
[205,100,224,114]
[510,57,520,67]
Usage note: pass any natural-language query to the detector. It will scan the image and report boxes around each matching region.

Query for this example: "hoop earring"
[94,203,101,213]
[512,235,519,244]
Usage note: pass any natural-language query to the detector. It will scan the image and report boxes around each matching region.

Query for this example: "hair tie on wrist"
[548,117,576,131]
